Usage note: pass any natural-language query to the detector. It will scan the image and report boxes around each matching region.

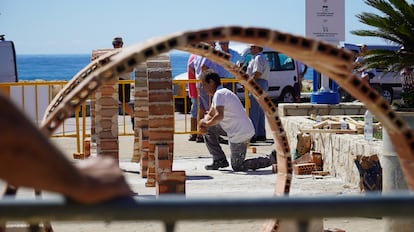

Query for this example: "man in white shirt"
[199,70,275,171]
[246,44,270,143]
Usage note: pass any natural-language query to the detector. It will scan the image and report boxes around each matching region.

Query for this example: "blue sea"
[16,52,190,81]
[16,52,313,81]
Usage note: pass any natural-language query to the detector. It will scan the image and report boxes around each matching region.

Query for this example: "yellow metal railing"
[0,81,67,127]
[0,79,250,154]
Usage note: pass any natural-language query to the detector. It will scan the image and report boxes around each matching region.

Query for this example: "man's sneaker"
[205,159,229,170]
[196,136,204,143]
[218,136,228,144]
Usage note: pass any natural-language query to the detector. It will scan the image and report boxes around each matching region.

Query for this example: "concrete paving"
[0,113,385,231]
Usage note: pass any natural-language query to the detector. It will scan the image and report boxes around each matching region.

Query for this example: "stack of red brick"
[293,151,323,175]
[136,55,186,195]
[85,51,186,195]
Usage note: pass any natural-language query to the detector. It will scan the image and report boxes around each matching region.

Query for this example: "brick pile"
[293,151,323,175]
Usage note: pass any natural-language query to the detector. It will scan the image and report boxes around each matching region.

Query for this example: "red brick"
[96,120,117,129]
[147,61,171,69]
[156,159,172,172]
[148,117,174,128]
[156,182,185,195]
[145,178,156,187]
[96,131,118,139]
[139,127,150,139]
[293,163,316,175]
[149,104,174,115]
[149,130,174,142]
[135,87,147,95]
[158,171,186,183]
[140,157,148,178]
[155,145,170,159]
[96,139,119,150]
[95,97,118,106]
[148,91,173,102]
[83,138,91,158]
[73,153,82,159]
[148,81,173,90]
[97,85,117,93]
[150,144,173,159]
[147,68,171,77]
[156,182,170,194]
[139,140,149,149]
[95,108,119,117]
[311,151,323,169]
[175,183,186,194]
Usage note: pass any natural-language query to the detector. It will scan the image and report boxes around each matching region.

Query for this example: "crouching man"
[199,69,275,171]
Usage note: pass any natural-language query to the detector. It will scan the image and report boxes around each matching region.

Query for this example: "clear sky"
[1,0,391,54]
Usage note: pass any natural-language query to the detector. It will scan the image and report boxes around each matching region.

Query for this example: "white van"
[0,35,18,82]
[173,45,302,113]
[236,46,301,103]
[340,43,402,103]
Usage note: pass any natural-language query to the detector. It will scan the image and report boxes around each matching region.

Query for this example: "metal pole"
[0,194,414,222]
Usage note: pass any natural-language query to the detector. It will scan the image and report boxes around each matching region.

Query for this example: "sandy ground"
[1,114,385,231]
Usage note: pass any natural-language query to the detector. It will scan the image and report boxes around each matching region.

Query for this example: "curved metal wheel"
[3,26,410,231]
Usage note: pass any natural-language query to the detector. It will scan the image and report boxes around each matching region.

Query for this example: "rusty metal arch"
[38,25,414,231]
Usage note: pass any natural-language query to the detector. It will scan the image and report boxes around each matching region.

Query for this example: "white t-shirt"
[246,52,270,80]
[212,86,254,143]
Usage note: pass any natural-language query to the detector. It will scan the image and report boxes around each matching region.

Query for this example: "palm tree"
[351,0,414,107]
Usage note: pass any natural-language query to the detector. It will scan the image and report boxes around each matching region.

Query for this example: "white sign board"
[305,0,345,43]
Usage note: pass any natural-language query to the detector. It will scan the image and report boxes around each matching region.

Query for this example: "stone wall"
[279,103,382,186]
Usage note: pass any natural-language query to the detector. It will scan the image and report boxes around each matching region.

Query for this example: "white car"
[173,45,302,113]
[236,46,302,103]
[340,43,402,103]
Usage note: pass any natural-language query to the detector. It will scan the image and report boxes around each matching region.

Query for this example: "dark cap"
[112,37,123,46]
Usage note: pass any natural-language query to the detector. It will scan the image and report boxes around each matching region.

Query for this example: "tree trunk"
[401,68,414,107]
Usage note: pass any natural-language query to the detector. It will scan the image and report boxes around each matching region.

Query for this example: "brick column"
[146,56,171,187]
[132,63,149,164]
[147,54,185,194]
[95,78,119,160]
[133,63,150,178]
[91,48,115,145]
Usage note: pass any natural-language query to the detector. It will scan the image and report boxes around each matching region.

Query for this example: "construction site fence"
[0,79,249,139]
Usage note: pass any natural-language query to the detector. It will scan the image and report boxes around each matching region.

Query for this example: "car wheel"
[280,88,295,103]
[382,87,393,103]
